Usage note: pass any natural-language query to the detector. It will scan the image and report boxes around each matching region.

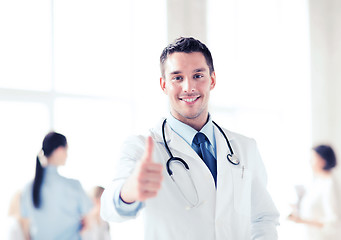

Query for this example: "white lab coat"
[101,118,279,240]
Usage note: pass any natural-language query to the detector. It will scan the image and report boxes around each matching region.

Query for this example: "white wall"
[167,0,207,43]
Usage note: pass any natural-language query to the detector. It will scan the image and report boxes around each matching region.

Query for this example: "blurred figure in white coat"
[6,191,29,240]
[82,186,111,240]
[289,145,341,240]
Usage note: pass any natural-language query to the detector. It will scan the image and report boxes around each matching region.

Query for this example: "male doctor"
[101,37,279,239]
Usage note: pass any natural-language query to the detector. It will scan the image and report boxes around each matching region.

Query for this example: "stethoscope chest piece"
[227,153,240,165]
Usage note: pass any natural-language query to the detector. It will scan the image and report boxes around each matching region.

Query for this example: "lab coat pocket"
[231,166,251,216]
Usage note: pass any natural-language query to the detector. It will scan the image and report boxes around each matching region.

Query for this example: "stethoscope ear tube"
[162,119,173,159]
[163,119,191,175]
[212,121,240,165]
[166,157,190,176]
[212,121,234,155]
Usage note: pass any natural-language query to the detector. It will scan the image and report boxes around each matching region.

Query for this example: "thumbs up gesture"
[120,136,164,203]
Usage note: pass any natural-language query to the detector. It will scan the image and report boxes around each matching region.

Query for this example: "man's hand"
[120,136,163,203]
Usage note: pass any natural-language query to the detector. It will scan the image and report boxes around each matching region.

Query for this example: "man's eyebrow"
[169,68,206,75]
[193,68,206,73]
[170,70,182,75]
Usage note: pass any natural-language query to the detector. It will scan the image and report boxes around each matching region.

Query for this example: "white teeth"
[182,97,198,102]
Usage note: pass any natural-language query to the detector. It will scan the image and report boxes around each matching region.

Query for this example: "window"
[0,0,52,91]
[0,0,166,239]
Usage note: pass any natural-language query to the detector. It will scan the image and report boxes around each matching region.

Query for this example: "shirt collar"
[166,113,215,147]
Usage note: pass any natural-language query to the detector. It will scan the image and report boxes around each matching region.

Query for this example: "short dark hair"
[313,145,337,171]
[160,37,214,78]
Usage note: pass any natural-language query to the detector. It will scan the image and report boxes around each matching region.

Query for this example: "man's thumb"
[143,136,154,162]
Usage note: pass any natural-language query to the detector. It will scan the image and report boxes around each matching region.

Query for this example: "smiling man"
[101,37,279,240]
[160,51,215,131]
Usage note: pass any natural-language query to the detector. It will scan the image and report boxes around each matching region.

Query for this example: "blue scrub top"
[21,166,92,240]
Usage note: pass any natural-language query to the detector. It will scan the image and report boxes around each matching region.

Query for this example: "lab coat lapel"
[214,125,233,187]
[214,125,235,218]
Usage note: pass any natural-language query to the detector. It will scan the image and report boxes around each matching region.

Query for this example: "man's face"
[160,52,216,125]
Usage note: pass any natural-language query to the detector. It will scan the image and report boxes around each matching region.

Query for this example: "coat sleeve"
[319,178,341,238]
[249,139,280,240]
[100,135,146,222]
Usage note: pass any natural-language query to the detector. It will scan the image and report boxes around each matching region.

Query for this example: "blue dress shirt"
[21,166,92,240]
[167,113,216,158]
[114,113,216,216]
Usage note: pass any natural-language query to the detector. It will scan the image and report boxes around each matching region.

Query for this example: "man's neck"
[171,112,209,131]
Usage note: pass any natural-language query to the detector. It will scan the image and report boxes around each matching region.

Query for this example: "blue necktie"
[193,132,217,186]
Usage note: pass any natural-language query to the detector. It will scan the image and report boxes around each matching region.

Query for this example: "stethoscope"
[161,119,240,208]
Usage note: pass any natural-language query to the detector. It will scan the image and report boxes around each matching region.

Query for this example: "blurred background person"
[20,132,92,239]
[6,191,29,240]
[82,186,111,240]
[288,145,341,240]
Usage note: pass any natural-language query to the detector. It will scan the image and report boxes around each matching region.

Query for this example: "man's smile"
[179,96,201,103]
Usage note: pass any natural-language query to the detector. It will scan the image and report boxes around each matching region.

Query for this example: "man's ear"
[210,72,216,90]
[160,77,167,94]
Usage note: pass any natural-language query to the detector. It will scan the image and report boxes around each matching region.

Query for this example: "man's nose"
[182,78,195,92]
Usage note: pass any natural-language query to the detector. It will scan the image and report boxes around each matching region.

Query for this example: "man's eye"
[194,74,203,79]
[172,76,183,81]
